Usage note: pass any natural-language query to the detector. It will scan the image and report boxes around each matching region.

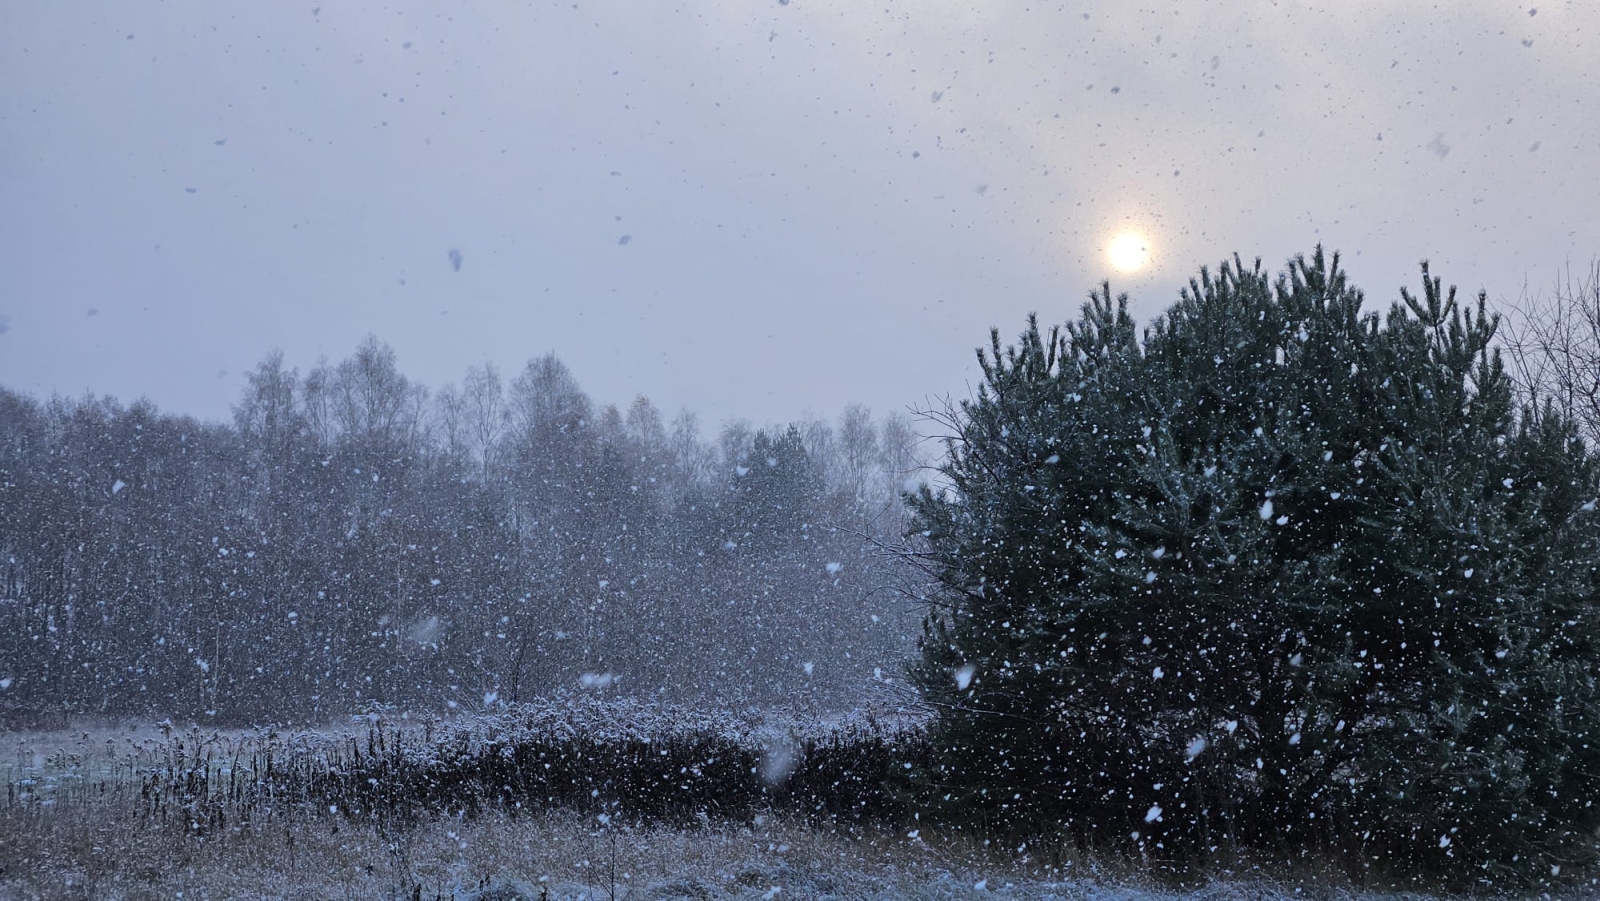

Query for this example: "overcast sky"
[2,0,1596,429]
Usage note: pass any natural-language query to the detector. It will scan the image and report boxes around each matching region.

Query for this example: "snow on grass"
[0,801,1455,901]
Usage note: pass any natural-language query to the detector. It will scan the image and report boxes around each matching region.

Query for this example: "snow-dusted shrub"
[64,697,929,831]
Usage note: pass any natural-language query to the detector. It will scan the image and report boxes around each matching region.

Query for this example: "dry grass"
[0,716,1486,900]
[0,801,1483,901]
[0,803,1159,900]
[0,715,1081,900]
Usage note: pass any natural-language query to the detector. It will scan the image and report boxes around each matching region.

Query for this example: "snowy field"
[0,801,1452,901]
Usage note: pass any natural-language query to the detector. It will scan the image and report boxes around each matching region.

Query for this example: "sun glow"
[1108,232,1152,273]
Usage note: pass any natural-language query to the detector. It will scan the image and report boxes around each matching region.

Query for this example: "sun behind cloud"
[1108,232,1152,273]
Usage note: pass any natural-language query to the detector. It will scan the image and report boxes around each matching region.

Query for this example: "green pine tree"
[909,248,1600,886]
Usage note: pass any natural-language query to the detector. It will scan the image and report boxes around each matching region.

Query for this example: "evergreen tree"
[910,249,1600,884]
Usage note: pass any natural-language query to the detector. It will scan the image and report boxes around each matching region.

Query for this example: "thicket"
[4,697,928,833]
[908,249,1600,888]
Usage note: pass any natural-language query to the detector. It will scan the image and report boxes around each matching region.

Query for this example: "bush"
[10,698,929,832]
[908,249,1600,887]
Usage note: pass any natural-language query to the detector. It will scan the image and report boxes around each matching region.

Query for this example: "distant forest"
[0,338,926,726]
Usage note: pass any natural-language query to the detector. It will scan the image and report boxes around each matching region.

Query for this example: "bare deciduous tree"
[669,408,712,490]
[233,350,303,477]
[463,362,506,478]
[625,395,665,453]
[836,403,878,514]
[434,382,467,463]
[1501,260,1600,443]
[332,335,424,448]
[509,353,590,445]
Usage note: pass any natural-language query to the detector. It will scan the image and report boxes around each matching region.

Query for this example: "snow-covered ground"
[0,803,1448,901]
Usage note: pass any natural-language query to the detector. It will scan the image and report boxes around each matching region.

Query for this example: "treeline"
[0,338,923,727]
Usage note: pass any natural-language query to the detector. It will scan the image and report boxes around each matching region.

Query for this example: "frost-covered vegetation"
[5,791,1366,901]
[0,704,1451,900]
[4,696,925,829]
[0,351,922,725]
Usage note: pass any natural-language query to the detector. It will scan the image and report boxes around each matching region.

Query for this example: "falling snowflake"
[955,665,975,690]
